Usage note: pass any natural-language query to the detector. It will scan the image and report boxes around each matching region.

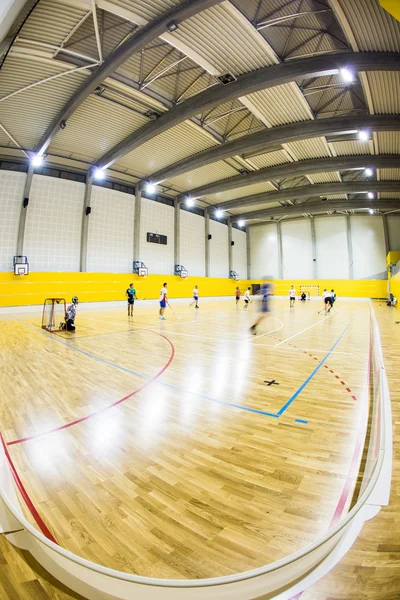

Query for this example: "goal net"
[42,298,66,332]
[299,285,320,299]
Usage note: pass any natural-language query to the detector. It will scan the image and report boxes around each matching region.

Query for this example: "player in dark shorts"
[235,286,241,306]
[250,283,271,335]
[126,283,137,316]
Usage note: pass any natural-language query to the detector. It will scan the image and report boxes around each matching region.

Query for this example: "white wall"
[139,198,174,275]
[87,186,134,273]
[351,215,386,279]
[232,227,247,278]
[179,209,205,277]
[0,171,25,271]
[387,215,400,251]
[249,222,279,279]
[315,216,349,279]
[209,219,229,278]
[281,219,313,279]
[24,175,84,271]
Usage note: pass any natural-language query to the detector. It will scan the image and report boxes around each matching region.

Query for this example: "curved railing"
[0,307,392,600]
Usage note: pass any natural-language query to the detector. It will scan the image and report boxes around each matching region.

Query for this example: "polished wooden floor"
[0,298,398,598]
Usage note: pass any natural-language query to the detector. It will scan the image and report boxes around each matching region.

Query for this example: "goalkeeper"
[64,296,78,331]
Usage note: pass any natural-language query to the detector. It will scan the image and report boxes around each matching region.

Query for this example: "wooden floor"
[0,298,398,598]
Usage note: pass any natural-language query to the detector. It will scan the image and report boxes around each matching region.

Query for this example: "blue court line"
[295,419,308,424]
[14,318,278,418]
[276,324,350,416]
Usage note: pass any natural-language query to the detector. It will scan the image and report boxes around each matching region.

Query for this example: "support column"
[310,217,317,278]
[80,173,93,272]
[277,220,283,279]
[246,225,251,280]
[346,214,354,280]
[16,163,34,256]
[228,218,233,276]
[382,213,390,255]
[205,211,210,277]
[133,187,141,262]
[174,198,180,269]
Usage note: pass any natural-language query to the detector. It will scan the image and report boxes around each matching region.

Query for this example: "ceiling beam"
[34,0,222,156]
[215,181,400,212]
[236,199,400,222]
[96,51,400,170]
[178,155,400,199]
[148,114,400,183]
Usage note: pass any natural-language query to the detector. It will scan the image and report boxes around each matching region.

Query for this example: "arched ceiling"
[0,0,399,222]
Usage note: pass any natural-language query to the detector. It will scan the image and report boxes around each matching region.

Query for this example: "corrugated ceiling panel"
[209,181,276,204]
[284,137,331,160]
[242,83,312,126]
[110,0,179,22]
[18,0,89,46]
[283,20,340,60]
[165,161,238,191]
[308,172,341,184]
[338,0,400,52]
[375,132,400,154]
[0,56,87,149]
[49,95,148,162]
[230,201,282,215]
[330,140,372,156]
[325,194,347,200]
[379,168,400,181]
[115,121,218,177]
[366,72,400,115]
[0,128,14,148]
[380,192,400,199]
[167,1,278,76]
[249,150,290,169]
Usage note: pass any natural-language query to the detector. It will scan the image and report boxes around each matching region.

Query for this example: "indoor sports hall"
[0,1,399,599]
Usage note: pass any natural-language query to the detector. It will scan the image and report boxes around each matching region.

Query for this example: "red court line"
[1,433,58,544]
[8,330,175,446]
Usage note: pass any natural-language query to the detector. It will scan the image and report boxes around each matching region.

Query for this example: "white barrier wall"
[209,219,229,278]
[351,216,386,279]
[87,187,134,273]
[387,215,400,251]
[0,171,25,272]
[139,198,174,275]
[249,222,279,279]
[232,228,247,279]
[281,219,313,280]
[179,209,206,277]
[24,175,84,272]
[315,216,349,279]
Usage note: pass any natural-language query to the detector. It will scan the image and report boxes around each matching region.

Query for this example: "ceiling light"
[167,20,178,32]
[368,192,374,199]
[365,168,373,177]
[215,209,223,219]
[238,219,245,228]
[369,208,374,214]
[93,167,105,180]
[145,182,155,194]
[358,130,369,141]
[340,67,355,83]
[31,154,43,167]
[186,196,194,207]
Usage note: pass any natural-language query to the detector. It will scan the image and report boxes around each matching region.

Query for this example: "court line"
[277,324,350,416]
[0,433,58,543]
[274,309,340,347]
[249,317,285,341]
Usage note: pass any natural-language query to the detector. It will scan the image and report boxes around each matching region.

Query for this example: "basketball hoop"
[175,265,188,278]
[13,255,29,276]
[18,268,25,278]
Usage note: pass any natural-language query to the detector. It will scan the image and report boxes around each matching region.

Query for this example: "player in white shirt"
[322,289,333,313]
[159,282,168,320]
[190,285,199,308]
[243,287,251,310]
[289,285,296,307]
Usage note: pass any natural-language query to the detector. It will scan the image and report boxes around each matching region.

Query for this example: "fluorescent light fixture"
[369,208,374,214]
[93,167,105,180]
[215,209,223,219]
[31,154,43,167]
[238,219,245,228]
[340,67,354,83]
[145,182,155,194]
[365,168,373,177]
[358,130,369,141]
[186,196,194,207]
[368,192,374,199]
